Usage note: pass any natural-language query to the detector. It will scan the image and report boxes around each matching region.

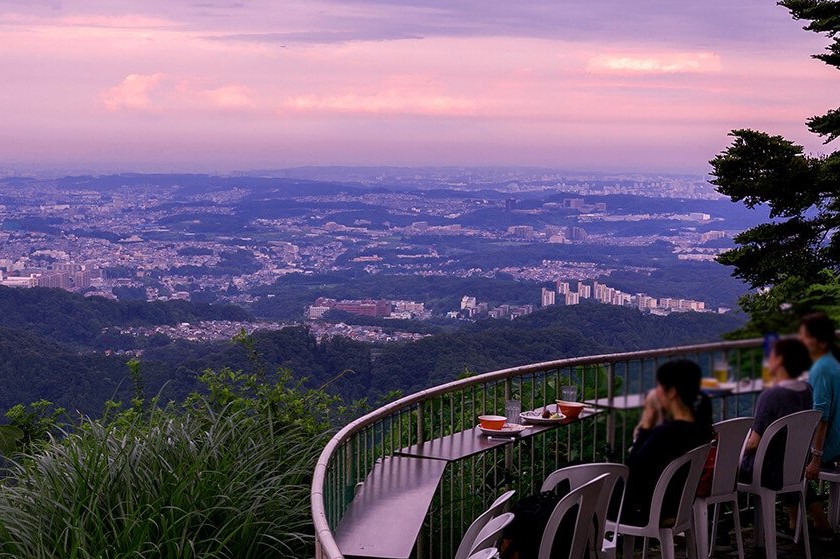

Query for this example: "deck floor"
[638,524,836,559]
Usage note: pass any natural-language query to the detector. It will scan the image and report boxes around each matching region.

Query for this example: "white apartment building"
[577,283,591,299]
[541,287,556,307]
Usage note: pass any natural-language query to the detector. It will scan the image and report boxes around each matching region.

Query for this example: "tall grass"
[0,405,323,558]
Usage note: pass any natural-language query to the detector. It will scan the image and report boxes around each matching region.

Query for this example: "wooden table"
[334,455,447,559]
[584,379,766,410]
[395,407,600,462]
[335,406,601,558]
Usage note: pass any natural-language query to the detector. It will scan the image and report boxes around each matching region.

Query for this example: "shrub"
[0,403,323,558]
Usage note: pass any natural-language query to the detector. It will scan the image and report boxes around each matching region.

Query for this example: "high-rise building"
[577,282,591,299]
[556,281,570,295]
[564,291,580,305]
[541,287,556,307]
[566,226,589,241]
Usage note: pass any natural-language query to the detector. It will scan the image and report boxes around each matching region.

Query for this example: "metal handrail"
[311,336,766,559]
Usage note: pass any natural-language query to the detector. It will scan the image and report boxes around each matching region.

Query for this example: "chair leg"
[830,482,840,530]
[686,528,697,559]
[731,499,744,559]
[709,502,720,557]
[622,535,635,559]
[759,495,777,559]
[660,531,675,559]
[753,498,764,548]
[799,492,812,559]
[692,501,708,559]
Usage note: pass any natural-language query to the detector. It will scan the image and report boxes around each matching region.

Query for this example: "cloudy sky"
[0,0,836,174]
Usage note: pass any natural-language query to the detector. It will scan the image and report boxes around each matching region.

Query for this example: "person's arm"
[743,390,771,455]
[743,430,760,453]
[805,420,828,480]
[806,366,831,479]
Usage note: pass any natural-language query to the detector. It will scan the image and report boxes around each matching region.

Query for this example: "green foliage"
[0,426,22,456]
[711,2,840,332]
[0,408,323,558]
[3,400,66,450]
[726,270,840,338]
[710,130,831,288]
[0,333,342,558]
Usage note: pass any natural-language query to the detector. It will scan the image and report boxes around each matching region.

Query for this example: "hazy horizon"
[2,1,836,176]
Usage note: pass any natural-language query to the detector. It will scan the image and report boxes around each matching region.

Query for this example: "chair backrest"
[538,473,610,559]
[541,462,629,546]
[751,409,820,491]
[708,417,753,498]
[470,512,515,557]
[648,443,713,529]
[454,490,515,559]
[467,549,498,559]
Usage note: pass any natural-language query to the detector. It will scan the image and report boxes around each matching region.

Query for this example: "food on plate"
[701,378,720,389]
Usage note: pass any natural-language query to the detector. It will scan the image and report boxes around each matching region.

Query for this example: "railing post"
[504,378,514,474]
[606,363,616,452]
[416,403,425,445]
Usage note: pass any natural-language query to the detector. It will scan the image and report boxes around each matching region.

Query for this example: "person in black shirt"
[621,360,714,525]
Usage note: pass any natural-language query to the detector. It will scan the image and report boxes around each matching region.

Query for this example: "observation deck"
[310,337,795,559]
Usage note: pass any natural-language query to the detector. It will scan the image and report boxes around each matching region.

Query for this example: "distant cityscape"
[0,170,750,343]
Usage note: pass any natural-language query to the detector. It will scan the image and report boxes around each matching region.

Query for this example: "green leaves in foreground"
[0,336,344,559]
[0,404,323,559]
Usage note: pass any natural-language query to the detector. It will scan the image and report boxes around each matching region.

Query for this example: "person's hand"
[805,455,821,480]
[638,389,661,430]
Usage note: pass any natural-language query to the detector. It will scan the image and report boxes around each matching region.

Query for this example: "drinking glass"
[504,399,521,425]
[561,386,578,402]
[713,360,730,383]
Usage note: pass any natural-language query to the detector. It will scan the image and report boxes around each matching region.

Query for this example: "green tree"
[710,0,840,335]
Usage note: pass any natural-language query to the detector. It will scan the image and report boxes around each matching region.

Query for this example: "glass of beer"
[713,359,730,383]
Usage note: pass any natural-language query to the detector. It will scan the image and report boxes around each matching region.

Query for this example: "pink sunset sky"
[0,0,836,174]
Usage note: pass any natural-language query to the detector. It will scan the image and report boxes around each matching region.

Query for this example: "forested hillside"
[0,286,251,347]
[0,287,743,416]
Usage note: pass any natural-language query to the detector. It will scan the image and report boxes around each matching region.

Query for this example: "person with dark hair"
[620,359,714,525]
[799,312,840,479]
[739,338,833,538]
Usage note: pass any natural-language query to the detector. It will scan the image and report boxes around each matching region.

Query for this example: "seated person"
[739,338,833,538]
[620,359,714,525]
[799,312,840,476]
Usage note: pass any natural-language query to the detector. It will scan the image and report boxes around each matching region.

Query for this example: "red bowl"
[478,415,507,430]
[556,400,585,419]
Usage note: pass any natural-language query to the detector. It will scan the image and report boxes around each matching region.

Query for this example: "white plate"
[519,410,566,424]
[477,423,529,436]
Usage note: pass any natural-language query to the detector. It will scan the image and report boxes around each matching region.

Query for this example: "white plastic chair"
[617,442,713,559]
[467,548,498,559]
[539,473,611,559]
[818,464,840,530]
[692,417,753,559]
[469,512,514,557]
[541,462,629,559]
[736,409,820,559]
[454,490,515,559]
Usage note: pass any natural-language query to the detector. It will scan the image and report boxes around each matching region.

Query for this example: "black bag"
[501,486,567,559]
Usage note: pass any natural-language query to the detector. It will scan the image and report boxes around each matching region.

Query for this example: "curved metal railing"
[312,336,767,558]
